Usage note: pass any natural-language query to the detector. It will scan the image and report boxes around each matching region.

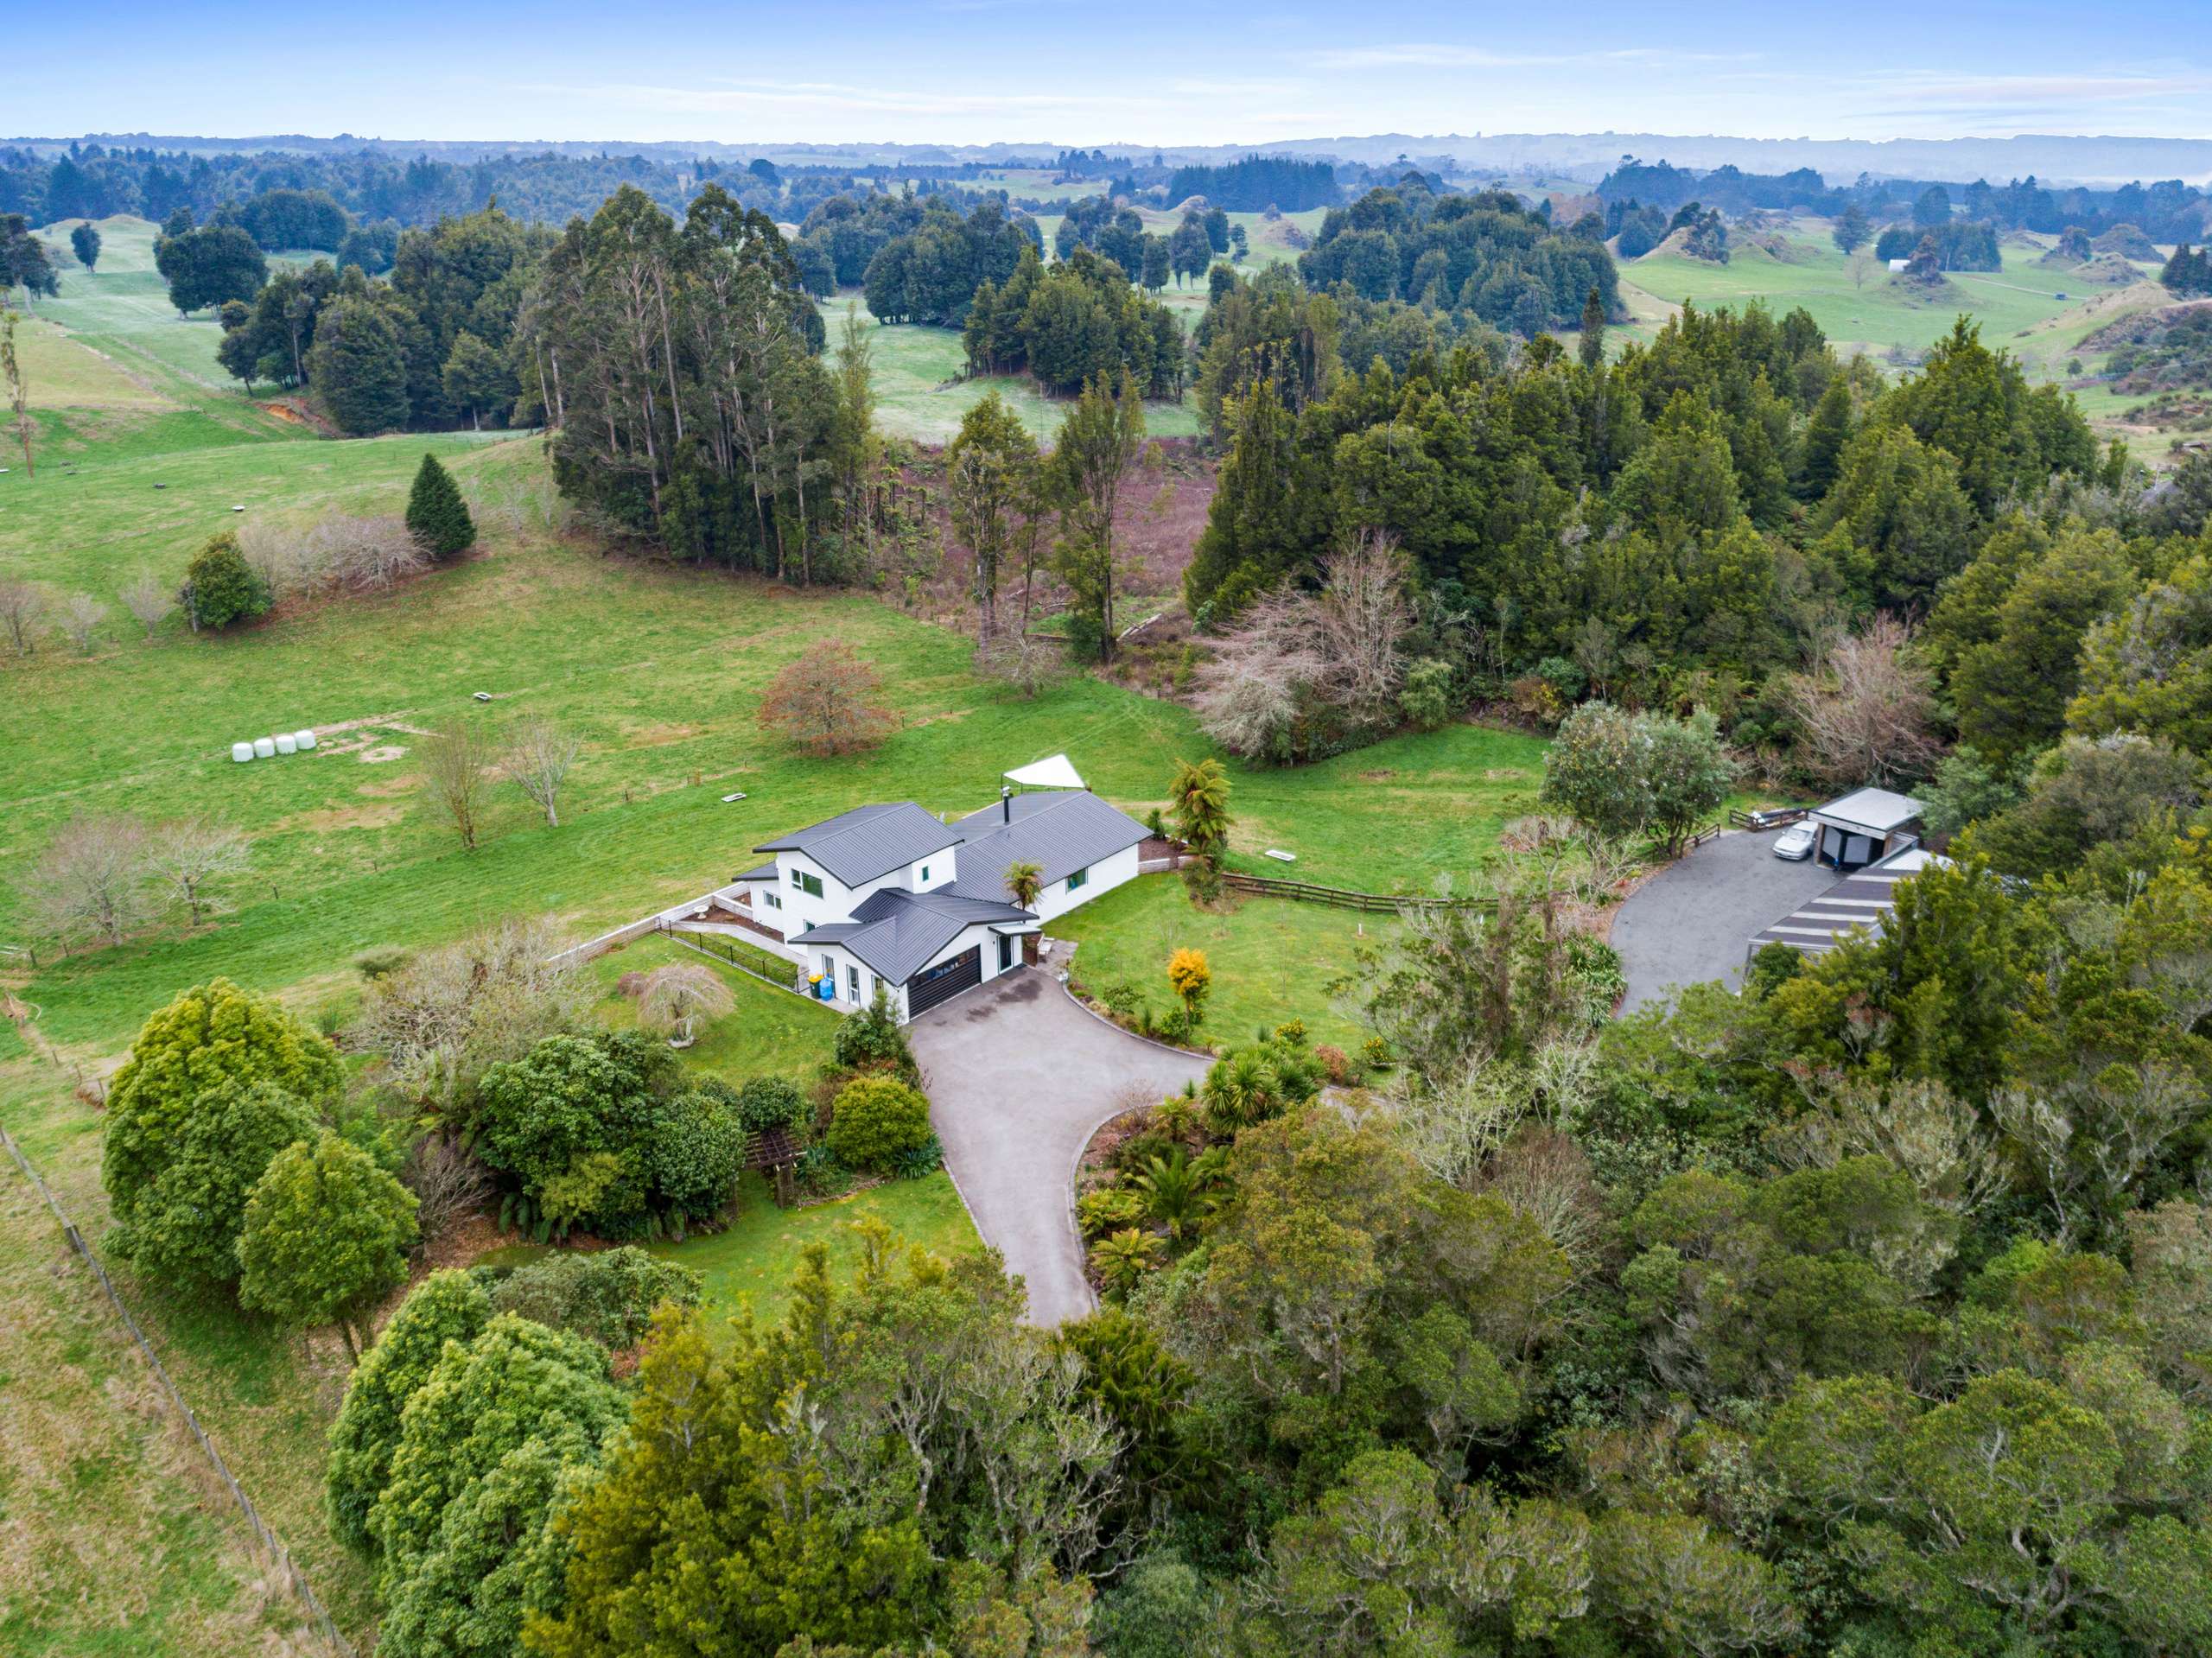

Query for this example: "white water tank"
[275,732,298,755]
[232,741,255,763]
[294,728,317,750]
[253,735,276,759]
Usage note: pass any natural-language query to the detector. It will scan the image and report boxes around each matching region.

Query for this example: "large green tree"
[237,1131,419,1357]
[102,977,342,1230]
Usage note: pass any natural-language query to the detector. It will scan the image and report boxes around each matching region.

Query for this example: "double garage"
[906,943,982,1017]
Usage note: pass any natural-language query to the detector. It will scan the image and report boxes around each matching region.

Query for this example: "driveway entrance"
[906,969,1211,1325]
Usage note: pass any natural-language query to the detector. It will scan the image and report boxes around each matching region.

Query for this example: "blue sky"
[14,1,2212,145]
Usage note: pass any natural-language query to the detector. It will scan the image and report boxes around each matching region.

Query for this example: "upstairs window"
[791,868,823,899]
[919,864,931,883]
[1065,865,1090,892]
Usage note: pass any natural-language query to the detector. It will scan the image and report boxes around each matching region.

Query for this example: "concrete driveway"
[1612,831,1833,1013]
[907,969,1211,1326]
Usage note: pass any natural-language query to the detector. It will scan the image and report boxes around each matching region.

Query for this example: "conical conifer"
[405,453,475,559]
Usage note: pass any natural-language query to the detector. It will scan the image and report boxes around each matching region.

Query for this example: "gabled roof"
[755,802,961,888]
[801,886,1033,984]
[1810,787,1923,836]
[944,790,1151,902]
[734,861,779,883]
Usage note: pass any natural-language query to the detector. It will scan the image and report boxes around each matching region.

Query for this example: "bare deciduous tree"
[349,916,591,1108]
[1783,614,1942,788]
[973,629,1071,700]
[638,960,735,1046]
[1311,533,1412,727]
[57,592,107,653]
[422,719,499,849]
[308,513,426,594]
[237,518,325,604]
[26,813,156,949]
[144,816,251,925]
[505,715,580,827]
[756,645,895,758]
[118,569,175,639]
[0,578,49,656]
[1192,536,1413,760]
[402,1134,494,1245]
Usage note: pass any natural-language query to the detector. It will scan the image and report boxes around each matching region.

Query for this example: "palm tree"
[638,960,734,1047]
[1130,1147,1224,1241]
[1166,757,1231,859]
[1004,859,1044,910]
[1090,1227,1165,1296]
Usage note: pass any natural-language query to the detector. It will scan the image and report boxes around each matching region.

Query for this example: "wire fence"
[659,920,807,994]
[0,1117,358,1657]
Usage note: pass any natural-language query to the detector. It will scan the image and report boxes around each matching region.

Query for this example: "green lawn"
[822,296,1202,443]
[1050,873,1382,1051]
[587,931,840,1083]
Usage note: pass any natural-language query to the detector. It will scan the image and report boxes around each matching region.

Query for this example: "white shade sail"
[1002,753,1086,791]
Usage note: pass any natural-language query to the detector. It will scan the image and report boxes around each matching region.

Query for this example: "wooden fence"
[1729,806,1809,831]
[0,1120,357,1656]
[1220,871,1503,913]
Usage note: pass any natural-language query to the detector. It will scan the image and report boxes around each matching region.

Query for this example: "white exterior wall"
[772,848,958,939]
[1032,842,1141,924]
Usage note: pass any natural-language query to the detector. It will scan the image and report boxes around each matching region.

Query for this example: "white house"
[728,790,1150,1021]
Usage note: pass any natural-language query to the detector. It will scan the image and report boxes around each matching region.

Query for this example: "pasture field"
[0,262,1541,1652]
[823,296,1203,442]
[1613,216,2172,382]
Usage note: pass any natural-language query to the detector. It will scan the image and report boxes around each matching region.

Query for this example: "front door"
[997,932,1014,972]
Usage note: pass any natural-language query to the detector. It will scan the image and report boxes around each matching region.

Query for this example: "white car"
[1772,822,1816,861]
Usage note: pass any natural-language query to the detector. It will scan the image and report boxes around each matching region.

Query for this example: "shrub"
[1090,1228,1166,1296]
[183,531,271,629]
[1077,1186,1148,1237]
[890,1134,944,1179]
[734,1074,808,1134]
[1362,1036,1393,1070]
[826,1076,933,1171]
[486,1245,702,1350]
[1400,657,1457,730]
[1314,1044,1355,1086]
[645,1088,748,1222]
[833,983,917,1079]
[1166,948,1211,1028]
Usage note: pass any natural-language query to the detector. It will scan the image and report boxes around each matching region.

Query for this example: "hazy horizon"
[19,0,2212,151]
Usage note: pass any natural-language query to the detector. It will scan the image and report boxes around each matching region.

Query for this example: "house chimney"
[1001,784,1012,824]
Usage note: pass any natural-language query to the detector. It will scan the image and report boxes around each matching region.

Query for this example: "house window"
[791,868,823,899]
[848,965,861,1000]
[762,890,782,911]
[1065,865,1090,892]
[919,863,931,883]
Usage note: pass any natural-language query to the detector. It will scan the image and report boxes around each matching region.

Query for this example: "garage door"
[906,945,981,1016]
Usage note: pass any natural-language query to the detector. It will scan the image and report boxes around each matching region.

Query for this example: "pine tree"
[1800,376,1854,500]
[1578,285,1606,370]
[405,453,476,559]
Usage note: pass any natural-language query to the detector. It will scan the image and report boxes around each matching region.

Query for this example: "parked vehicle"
[1772,822,1815,861]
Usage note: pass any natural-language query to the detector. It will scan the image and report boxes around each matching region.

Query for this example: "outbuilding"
[1805,786,1923,871]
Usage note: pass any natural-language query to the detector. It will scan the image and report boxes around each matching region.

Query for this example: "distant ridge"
[8,130,2211,187]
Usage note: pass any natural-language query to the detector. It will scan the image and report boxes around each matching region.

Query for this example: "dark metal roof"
[734,861,779,883]
[944,791,1151,902]
[755,802,962,888]
[799,886,1033,984]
